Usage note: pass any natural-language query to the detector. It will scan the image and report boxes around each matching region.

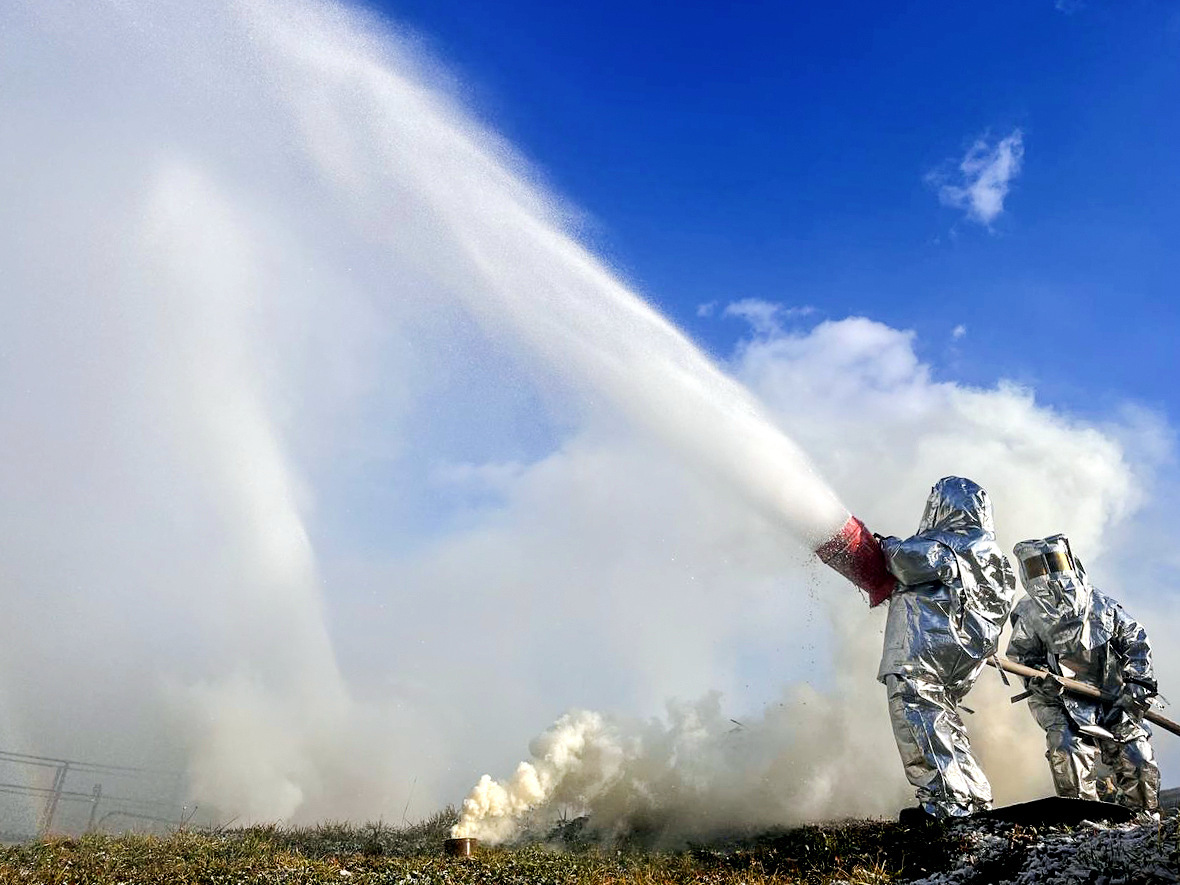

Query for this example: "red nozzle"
[815,516,895,607]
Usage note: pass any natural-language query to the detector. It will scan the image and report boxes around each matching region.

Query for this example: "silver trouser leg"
[885,673,992,817]
[1099,731,1160,811]
[946,677,993,809]
[1027,697,1098,800]
[1046,727,1099,800]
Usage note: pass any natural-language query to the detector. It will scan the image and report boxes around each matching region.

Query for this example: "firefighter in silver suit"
[1006,535,1160,811]
[876,477,1017,818]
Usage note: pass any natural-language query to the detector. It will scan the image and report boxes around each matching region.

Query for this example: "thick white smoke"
[452,669,916,844]
[1,0,1174,836]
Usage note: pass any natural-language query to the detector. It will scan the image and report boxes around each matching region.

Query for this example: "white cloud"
[930,129,1025,227]
[431,459,526,493]
[1055,0,1085,14]
[696,301,718,317]
[952,323,967,339]
[731,317,1150,556]
[722,299,815,336]
[723,298,783,335]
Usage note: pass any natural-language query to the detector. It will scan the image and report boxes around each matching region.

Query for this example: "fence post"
[87,783,103,832]
[38,761,70,837]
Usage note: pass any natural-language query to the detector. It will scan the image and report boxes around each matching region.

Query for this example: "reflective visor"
[1045,550,1072,573]
[1020,550,1072,579]
[1022,555,1048,579]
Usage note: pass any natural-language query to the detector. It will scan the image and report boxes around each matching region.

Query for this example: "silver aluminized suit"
[877,477,1017,818]
[1006,534,1159,811]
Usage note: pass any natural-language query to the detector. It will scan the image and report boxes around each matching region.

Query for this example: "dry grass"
[0,812,971,884]
[4,801,1173,883]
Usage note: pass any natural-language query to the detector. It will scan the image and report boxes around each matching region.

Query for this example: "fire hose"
[989,657,1180,739]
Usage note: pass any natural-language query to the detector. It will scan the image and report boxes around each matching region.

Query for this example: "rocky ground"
[694,810,1178,884]
[904,814,1178,885]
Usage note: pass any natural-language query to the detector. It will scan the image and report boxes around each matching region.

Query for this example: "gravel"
[908,814,1179,885]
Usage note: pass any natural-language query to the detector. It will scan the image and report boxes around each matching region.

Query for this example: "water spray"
[5,0,911,831]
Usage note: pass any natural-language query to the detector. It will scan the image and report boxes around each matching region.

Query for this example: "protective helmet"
[917,476,994,535]
[1012,533,1101,638]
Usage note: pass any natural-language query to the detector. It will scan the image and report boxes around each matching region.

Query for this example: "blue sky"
[368,0,1180,420]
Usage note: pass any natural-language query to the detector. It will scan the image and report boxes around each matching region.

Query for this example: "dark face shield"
[1018,549,1074,582]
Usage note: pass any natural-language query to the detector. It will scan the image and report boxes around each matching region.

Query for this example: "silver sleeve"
[880,535,958,587]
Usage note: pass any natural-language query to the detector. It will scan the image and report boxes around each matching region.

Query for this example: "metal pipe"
[444,837,477,857]
[96,809,185,830]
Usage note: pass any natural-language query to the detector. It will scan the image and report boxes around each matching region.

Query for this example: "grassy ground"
[4,809,1171,884]
[0,809,977,885]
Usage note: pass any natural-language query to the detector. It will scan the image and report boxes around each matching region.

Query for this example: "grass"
[0,809,960,885]
[0,834,897,884]
[4,809,1171,884]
